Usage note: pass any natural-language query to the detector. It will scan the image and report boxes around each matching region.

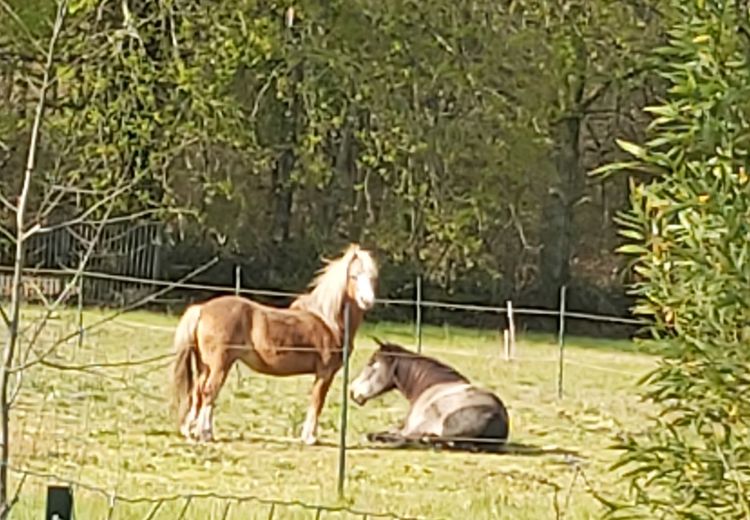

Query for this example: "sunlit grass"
[6,306,658,519]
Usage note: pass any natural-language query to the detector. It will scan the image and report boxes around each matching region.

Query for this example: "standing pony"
[171,244,378,445]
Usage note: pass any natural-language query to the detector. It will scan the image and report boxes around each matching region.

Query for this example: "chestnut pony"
[170,244,378,444]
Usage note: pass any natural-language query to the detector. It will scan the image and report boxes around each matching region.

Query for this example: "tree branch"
[9,256,219,375]
[0,1,45,56]
[0,0,67,513]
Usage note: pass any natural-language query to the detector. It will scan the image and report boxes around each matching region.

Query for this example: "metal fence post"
[76,276,84,349]
[234,264,242,385]
[337,301,351,497]
[46,485,73,520]
[557,285,567,399]
[415,275,422,353]
[506,300,516,360]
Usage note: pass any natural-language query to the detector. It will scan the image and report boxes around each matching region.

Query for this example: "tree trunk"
[271,52,304,243]
[538,114,583,303]
[271,148,295,242]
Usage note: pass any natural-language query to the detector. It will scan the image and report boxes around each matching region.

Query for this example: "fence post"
[506,300,516,360]
[234,265,242,385]
[76,276,84,349]
[415,274,422,353]
[46,485,73,520]
[557,285,567,399]
[337,301,351,498]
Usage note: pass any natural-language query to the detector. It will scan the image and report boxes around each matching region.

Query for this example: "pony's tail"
[171,304,202,426]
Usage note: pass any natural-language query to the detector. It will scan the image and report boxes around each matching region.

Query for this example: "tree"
[0,0,251,513]
[0,2,67,513]
[600,1,750,517]
[494,0,663,304]
[2,0,675,327]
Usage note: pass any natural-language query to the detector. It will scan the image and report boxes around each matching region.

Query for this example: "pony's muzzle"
[354,274,376,310]
[349,388,366,406]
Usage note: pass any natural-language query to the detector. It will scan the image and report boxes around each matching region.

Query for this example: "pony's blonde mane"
[291,244,377,336]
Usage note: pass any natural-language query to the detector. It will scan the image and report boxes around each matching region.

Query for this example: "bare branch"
[0,1,45,56]
[0,471,27,520]
[9,256,219,374]
[13,202,117,382]
[0,227,15,246]
[33,176,153,236]
[508,203,541,252]
[40,352,174,371]
[0,192,16,213]
[4,371,22,419]
[250,66,282,121]
[33,153,68,222]
[0,0,67,512]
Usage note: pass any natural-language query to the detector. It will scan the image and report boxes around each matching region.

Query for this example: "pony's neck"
[292,291,363,346]
[393,356,423,404]
[290,250,357,340]
[393,354,467,404]
[340,302,364,346]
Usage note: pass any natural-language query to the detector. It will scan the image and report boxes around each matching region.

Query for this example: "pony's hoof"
[368,431,399,443]
[199,432,214,442]
[301,433,318,446]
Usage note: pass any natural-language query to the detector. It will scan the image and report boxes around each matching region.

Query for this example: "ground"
[8,307,658,519]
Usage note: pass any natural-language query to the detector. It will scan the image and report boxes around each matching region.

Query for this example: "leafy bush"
[601,1,750,518]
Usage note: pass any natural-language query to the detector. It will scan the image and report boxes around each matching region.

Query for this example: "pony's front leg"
[366,427,404,444]
[301,372,335,445]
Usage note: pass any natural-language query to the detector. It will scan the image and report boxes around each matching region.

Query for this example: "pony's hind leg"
[185,368,206,441]
[180,393,197,439]
[301,371,335,445]
[196,356,230,442]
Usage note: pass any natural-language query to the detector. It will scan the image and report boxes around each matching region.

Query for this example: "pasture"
[8,307,657,519]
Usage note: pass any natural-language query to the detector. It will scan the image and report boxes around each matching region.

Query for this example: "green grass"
[6,307,659,519]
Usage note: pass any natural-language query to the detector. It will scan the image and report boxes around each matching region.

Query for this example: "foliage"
[602,1,750,517]
[40,0,269,220]
[0,0,664,316]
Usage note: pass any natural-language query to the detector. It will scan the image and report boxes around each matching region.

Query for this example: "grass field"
[6,307,659,519]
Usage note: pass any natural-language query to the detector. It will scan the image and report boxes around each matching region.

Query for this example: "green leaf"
[616,139,648,159]
[616,244,648,255]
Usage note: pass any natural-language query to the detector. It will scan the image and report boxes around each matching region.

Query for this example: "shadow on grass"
[166,433,581,461]
[349,435,582,459]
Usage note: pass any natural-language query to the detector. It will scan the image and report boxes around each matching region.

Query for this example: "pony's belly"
[238,348,318,376]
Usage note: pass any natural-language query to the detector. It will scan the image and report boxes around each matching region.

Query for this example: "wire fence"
[0,265,648,325]
[8,459,612,520]
[1,264,651,383]
[8,465,421,520]
[1,264,649,519]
